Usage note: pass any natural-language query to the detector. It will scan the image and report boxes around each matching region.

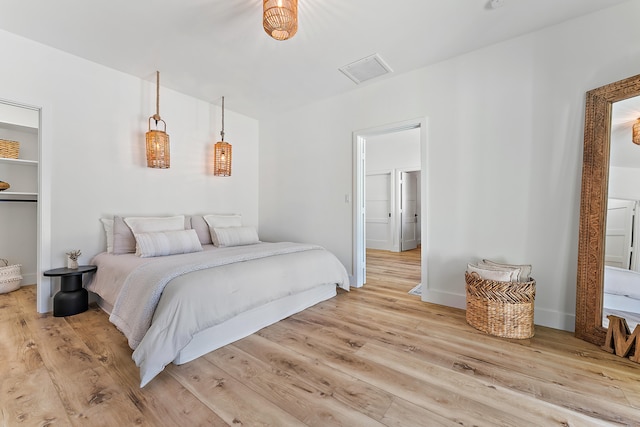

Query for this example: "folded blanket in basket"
[467,259,532,283]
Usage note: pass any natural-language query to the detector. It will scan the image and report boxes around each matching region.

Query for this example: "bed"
[603,265,640,330]
[86,214,350,387]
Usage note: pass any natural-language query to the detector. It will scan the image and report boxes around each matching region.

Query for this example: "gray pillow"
[112,216,136,254]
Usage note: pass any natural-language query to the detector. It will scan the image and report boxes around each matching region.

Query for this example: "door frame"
[352,117,428,288]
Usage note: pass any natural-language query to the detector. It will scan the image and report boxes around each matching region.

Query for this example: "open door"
[605,198,636,269]
[400,171,418,251]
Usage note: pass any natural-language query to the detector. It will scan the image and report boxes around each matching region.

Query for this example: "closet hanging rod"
[0,199,37,203]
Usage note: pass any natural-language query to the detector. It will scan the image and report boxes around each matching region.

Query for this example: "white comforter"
[88,242,349,386]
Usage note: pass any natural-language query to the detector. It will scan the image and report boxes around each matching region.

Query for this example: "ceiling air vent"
[339,53,393,85]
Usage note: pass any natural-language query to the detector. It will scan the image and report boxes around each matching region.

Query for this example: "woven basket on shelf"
[465,271,535,339]
[0,259,22,294]
[0,139,20,159]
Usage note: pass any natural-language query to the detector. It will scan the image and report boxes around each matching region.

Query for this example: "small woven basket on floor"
[465,271,535,339]
[0,139,20,159]
[0,259,22,294]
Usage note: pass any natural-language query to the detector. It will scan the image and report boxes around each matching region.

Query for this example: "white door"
[605,198,635,269]
[400,171,418,251]
[366,173,392,250]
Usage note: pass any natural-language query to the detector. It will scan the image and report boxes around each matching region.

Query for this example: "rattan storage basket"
[0,139,20,159]
[0,259,22,294]
[465,271,535,339]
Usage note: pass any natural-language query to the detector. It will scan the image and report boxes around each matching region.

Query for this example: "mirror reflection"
[604,96,640,330]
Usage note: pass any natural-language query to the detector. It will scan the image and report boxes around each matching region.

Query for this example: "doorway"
[353,117,427,289]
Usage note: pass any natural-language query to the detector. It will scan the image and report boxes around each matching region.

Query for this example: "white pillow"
[467,263,518,282]
[190,215,213,245]
[211,226,259,248]
[203,213,242,229]
[482,259,532,281]
[134,229,203,258]
[124,216,186,256]
[124,215,185,234]
[100,218,114,253]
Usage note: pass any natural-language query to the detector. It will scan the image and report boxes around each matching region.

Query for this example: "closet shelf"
[0,191,37,202]
[0,157,37,166]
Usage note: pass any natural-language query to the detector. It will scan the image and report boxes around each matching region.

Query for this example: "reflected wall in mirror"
[576,74,640,346]
[603,96,640,331]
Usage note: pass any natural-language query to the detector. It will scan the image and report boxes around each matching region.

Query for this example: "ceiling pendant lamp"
[263,0,298,41]
[146,71,170,168]
[633,118,640,145]
[214,97,232,177]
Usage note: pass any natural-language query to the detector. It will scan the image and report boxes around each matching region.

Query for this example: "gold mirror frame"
[576,73,640,345]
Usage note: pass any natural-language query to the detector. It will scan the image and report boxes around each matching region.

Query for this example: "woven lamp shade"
[214,141,232,176]
[146,118,170,169]
[263,0,298,41]
[633,119,640,145]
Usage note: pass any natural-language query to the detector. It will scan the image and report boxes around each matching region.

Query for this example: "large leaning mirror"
[576,73,640,346]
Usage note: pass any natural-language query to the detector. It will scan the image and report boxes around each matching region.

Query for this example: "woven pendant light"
[633,118,640,145]
[214,97,232,176]
[146,71,170,168]
[263,0,298,41]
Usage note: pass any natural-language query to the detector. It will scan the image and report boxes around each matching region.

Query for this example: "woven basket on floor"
[0,139,20,159]
[465,271,535,339]
[0,259,22,294]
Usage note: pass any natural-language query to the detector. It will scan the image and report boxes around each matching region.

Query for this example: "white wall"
[366,128,421,171]
[609,167,640,200]
[0,29,259,312]
[259,1,640,331]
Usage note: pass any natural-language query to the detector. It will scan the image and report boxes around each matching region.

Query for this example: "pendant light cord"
[153,71,161,122]
[220,96,225,141]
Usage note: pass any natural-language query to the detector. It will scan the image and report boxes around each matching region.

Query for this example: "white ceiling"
[0,0,630,119]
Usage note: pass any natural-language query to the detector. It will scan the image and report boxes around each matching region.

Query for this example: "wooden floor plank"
[1,367,73,426]
[232,333,396,421]
[0,312,43,378]
[204,343,387,426]
[167,355,307,426]
[1,247,639,426]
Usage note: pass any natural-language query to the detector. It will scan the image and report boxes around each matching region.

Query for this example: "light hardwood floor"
[2,248,639,426]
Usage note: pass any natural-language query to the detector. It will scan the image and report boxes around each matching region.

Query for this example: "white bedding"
[87,242,349,386]
[604,265,640,300]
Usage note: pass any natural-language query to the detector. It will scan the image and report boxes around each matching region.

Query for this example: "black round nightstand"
[44,265,97,317]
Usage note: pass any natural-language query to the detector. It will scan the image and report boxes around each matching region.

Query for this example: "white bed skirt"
[173,283,336,364]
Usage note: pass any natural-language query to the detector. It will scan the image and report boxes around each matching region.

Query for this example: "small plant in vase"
[66,250,81,269]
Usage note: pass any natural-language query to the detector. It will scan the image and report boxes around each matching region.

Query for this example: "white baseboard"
[422,288,466,310]
[422,288,576,332]
[21,273,36,286]
[348,274,359,288]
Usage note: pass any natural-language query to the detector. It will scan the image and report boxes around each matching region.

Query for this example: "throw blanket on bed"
[110,242,321,350]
